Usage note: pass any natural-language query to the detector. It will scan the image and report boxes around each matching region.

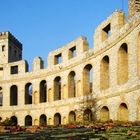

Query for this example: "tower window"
[69,46,76,59]
[102,23,111,41]
[14,50,17,56]
[11,66,18,74]
[19,54,22,59]
[54,53,62,65]
[2,45,5,52]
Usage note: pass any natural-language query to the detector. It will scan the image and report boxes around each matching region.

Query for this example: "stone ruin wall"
[0,1,140,126]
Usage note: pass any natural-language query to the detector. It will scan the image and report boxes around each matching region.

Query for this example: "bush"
[0,118,15,126]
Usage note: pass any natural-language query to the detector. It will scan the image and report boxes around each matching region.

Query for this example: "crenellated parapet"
[0,31,22,64]
[47,36,89,68]
[33,57,44,71]
[93,10,126,53]
[0,31,22,50]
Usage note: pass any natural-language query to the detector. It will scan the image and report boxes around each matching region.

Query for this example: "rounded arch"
[48,88,52,102]
[68,71,76,98]
[48,118,52,125]
[34,119,39,125]
[118,103,128,121]
[69,111,76,124]
[39,114,47,126]
[25,115,32,126]
[83,109,92,122]
[54,76,61,101]
[83,64,93,95]
[10,85,18,106]
[117,43,128,84]
[40,80,47,103]
[54,113,61,126]
[25,83,32,104]
[10,116,18,126]
[100,106,109,122]
[100,55,109,90]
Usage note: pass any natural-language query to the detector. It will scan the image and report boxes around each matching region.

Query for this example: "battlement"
[0,31,23,64]
[48,36,89,67]
[93,10,126,53]
[0,31,22,50]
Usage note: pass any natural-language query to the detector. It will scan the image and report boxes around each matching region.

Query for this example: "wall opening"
[0,87,3,106]
[83,64,93,95]
[118,103,128,121]
[100,106,109,122]
[100,56,109,90]
[54,113,61,126]
[11,66,18,74]
[117,43,128,85]
[40,80,47,103]
[68,71,76,98]
[10,85,18,106]
[0,67,3,77]
[69,111,76,124]
[54,77,61,101]
[2,45,5,52]
[48,88,52,102]
[54,53,62,65]
[40,114,47,126]
[25,83,32,104]
[34,119,39,125]
[25,115,32,126]
[10,116,18,126]
[137,32,140,75]
[83,109,92,122]
[102,23,111,41]
[69,46,76,59]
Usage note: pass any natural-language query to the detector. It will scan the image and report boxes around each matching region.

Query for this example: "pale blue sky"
[0,0,128,68]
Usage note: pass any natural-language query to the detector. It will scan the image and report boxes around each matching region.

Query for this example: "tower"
[0,32,22,65]
[128,0,140,19]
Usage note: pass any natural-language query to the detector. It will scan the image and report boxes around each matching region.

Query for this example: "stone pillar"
[32,80,39,104]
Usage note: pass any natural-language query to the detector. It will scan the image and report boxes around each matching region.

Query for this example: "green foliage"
[0,118,16,126]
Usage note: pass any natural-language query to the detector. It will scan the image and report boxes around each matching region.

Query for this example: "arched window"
[83,64,93,95]
[137,32,140,75]
[100,56,109,90]
[2,45,5,52]
[40,80,47,103]
[68,71,76,98]
[54,77,61,101]
[100,106,109,122]
[69,111,76,124]
[39,114,47,126]
[0,87,3,106]
[10,116,18,126]
[25,115,32,126]
[118,103,128,121]
[54,113,61,125]
[83,109,92,122]
[25,83,32,104]
[10,85,18,106]
[117,43,128,84]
